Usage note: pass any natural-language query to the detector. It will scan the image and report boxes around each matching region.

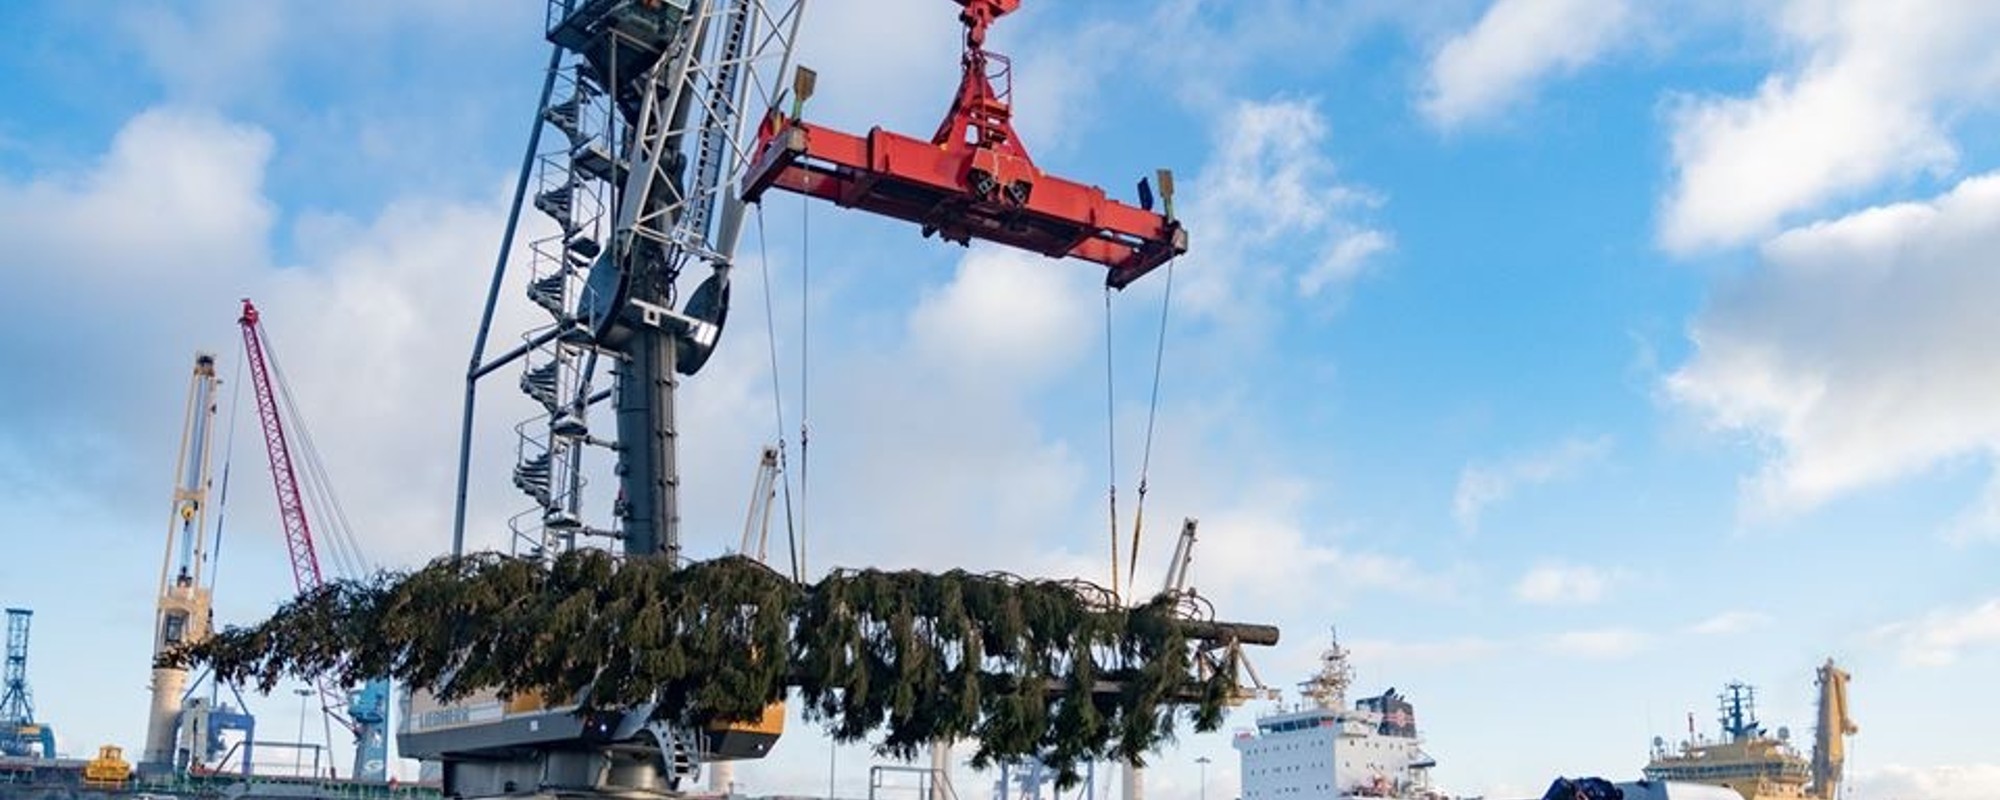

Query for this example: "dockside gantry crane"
[0,608,54,759]
[424,2,1248,799]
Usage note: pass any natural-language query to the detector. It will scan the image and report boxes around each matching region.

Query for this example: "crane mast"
[142,353,222,768]
[1810,659,1856,800]
[419,0,808,793]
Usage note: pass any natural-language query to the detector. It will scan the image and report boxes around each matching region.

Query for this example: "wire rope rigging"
[1126,252,1177,591]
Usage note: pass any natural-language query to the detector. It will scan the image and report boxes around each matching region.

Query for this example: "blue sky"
[4,1,2000,798]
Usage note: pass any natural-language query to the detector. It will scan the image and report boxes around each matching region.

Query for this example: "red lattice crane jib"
[743,0,1186,289]
[238,299,355,733]
[238,299,326,593]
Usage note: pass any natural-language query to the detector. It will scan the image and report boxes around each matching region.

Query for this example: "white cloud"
[0,107,275,276]
[0,106,548,571]
[1179,98,1390,326]
[1688,610,1773,635]
[1299,229,1392,298]
[0,106,550,770]
[788,0,963,137]
[119,0,537,107]
[1512,562,1613,606]
[1453,435,1612,534]
[1666,172,2000,521]
[0,107,278,501]
[1946,474,2000,545]
[1872,597,2000,667]
[256,198,542,567]
[1659,0,2000,252]
[1545,627,1651,659]
[122,2,284,104]
[907,247,1098,390]
[1421,0,1636,128]
[796,339,1096,577]
[1188,480,1438,612]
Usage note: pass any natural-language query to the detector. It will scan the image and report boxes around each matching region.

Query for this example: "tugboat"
[1641,660,1856,800]
[1233,630,1449,800]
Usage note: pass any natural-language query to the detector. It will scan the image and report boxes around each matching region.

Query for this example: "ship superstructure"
[1234,632,1442,800]
[1642,661,1855,800]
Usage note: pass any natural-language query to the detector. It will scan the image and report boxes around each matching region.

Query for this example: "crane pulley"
[743,0,1186,287]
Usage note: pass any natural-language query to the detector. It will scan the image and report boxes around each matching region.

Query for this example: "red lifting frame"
[742,0,1186,289]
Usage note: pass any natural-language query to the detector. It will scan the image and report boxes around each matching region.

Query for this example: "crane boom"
[142,353,222,768]
[1810,659,1856,800]
[238,300,325,592]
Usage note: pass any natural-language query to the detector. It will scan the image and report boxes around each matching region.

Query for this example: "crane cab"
[704,703,784,761]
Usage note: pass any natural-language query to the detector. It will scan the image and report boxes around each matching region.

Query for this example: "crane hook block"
[741,1,1186,289]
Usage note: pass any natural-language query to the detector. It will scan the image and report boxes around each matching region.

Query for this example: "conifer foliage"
[166,551,1241,785]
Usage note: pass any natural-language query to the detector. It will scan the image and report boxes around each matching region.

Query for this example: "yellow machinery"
[1809,659,1857,800]
[82,745,132,788]
[703,702,783,761]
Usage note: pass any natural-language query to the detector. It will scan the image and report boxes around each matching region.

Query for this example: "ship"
[1640,660,1855,800]
[1233,631,1450,800]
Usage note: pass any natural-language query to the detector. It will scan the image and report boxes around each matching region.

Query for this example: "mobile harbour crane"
[410,2,1261,799]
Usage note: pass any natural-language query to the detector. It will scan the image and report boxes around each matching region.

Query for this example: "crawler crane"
[238,301,392,780]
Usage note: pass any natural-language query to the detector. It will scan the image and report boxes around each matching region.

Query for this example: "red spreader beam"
[742,0,1186,289]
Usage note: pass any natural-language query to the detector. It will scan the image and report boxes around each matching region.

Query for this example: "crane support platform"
[742,0,1186,288]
